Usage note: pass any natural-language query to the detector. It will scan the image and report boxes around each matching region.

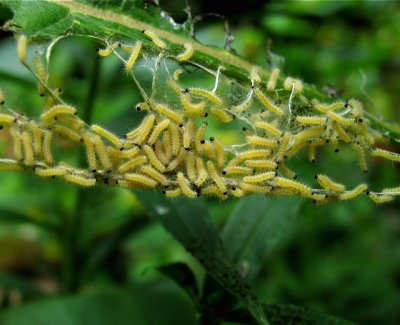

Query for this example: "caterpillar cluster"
[1,33,400,204]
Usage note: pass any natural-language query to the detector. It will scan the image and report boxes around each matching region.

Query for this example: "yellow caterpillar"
[148,119,170,145]
[125,173,157,188]
[41,105,77,122]
[187,88,222,105]
[314,174,345,193]
[254,88,284,116]
[176,43,194,62]
[91,124,121,147]
[338,183,368,200]
[243,171,276,183]
[143,30,167,49]
[143,144,166,172]
[371,148,400,162]
[34,54,46,96]
[177,172,197,198]
[118,155,147,173]
[17,34,27,63]
[125,41,142,73]
[64,174,96,187]
[267,68,280,91]
[274,177,311,196]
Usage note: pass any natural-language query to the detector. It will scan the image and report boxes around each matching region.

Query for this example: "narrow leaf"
[265,304,357,325]
[135,190,269,325]
[222,195,302,281]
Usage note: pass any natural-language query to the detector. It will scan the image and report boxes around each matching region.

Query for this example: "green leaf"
[158,262,199,304]
[222,195,302,281]
[265,304,358,325]
[3,0,72,39]
[135,190,269,325]
[1,0,253,81]
[0,283,197,325]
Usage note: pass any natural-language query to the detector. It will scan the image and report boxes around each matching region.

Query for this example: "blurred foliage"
[0,1,399,324]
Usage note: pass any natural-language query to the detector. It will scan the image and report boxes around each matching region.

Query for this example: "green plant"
[0,1,399,324]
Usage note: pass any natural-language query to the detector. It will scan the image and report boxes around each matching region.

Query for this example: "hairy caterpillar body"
[314,174,345,193]
[133,114,155,144]
[118,155,147,173]
[187,88,222,105]
[163,188,182,197]
[125,173,157,188]
[368,192,394,204]
[153,103,183,124]
[41,105,77,122]
[207,160,227,193]
[143,30,167,49]
[338,183,368,200]
[93,136,112,172]
[312,100,345,113]
[223,166,253,175]
[246,136,278,148]
[35,166,67,177]
[186,151,197,183]
[195,156,208,187]
[10,128,23,161]
[332,122,351,143]
[168,122,180,156]
[274,177,311,195]
[177,172,198,198]
[42,130,53,164]
[240,182,271,194]
[64,174,96,187]
[28,121,42,155]
[194,122,208,153]
[91,125,121,147]
[283,77,303,93]
[53,125,82,143]
[0,158,23,171]
[0,113,15,124]
[143,144,166,172]
[254,88,284,116]
[254,121,282,137]
[141,165,169,186]
[244,159,277,169]
[0,88,5,105]
[326,111,355,127]
[167,148,186,171]
[125,41,142,73]
[296,116,327,126]
[176,43,194,62]
[267,68,280,91]
[148,119,170,145]
[371,148,400,162]
[210,108,233,123]
[34,55,46,96]
[275,132,291,162]
[17,34,27,63]
[97,42,118,57]
[243,171,276,184]
[82,132,98,172]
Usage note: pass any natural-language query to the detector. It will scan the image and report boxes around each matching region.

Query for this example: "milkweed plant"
[0,1,399,324]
